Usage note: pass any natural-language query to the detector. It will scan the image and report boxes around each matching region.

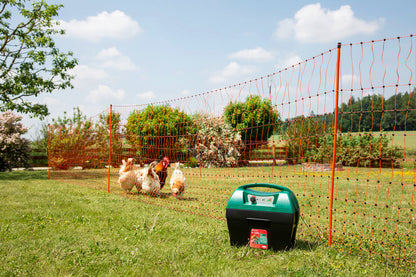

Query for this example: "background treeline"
[281,89,416,133]
[337,89,416,132]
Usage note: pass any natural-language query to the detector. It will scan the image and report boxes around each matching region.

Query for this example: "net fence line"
[49,34,415,266]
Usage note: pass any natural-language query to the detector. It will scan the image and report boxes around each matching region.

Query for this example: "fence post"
[48,124,51,180]
[196,133,202,177]
[329,42,342,247]
[107,105,112,193]
[269,81,276,167]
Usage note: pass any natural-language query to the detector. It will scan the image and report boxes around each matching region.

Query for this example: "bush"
[192,115,243,167]
[224,95,280,158]
[283,114,402,167]
[125,105,196,161]
[309,133,403,168]
[184,157,199,168]
[0,111,31,171]
[49,108,96,170]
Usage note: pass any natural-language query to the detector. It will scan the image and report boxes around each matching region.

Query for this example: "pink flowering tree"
[0,111,31,171]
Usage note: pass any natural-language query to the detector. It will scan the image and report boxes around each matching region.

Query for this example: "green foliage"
[49,108,96,169]
[284,114,403,167]
[30,123,49,154]
[224,95,280,142]
[184,156,199,168]
[224,95,280,158]
[283,115,326,165]
[0,111,31,171]
[338,89,416,132]
[309,133,403,168]
[94,111,123,167]
[52,107,85,126]
[49,108,124,169]
[0,0,77,118]
[125,105,196,161]
[192,114,243,167]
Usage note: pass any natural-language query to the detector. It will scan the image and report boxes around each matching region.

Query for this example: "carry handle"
[240,183,292,193]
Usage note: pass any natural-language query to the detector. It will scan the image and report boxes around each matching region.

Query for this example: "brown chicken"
[155,156,169,189]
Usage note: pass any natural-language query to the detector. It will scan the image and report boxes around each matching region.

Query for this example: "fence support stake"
[329,43,342,247]
[48,124,51,180]
[107,104,112,193]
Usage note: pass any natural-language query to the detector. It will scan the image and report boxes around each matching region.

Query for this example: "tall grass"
[1,170,414,276]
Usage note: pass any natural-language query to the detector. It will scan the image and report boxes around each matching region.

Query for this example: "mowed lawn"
[0,170,414,276]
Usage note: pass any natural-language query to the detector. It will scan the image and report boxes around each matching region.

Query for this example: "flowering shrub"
[49,108,96,170]
[0,111,31,171]
[192,115,243,167]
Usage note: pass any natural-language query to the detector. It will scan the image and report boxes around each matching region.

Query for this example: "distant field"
[381,130,416,150]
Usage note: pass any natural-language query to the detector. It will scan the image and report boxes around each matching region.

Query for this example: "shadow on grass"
[0,169,49,181]
[51,171,105,180]
[128,191,199,201]
[294,239,322,251]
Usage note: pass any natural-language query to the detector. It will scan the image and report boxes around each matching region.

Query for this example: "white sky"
[21,0,416,139]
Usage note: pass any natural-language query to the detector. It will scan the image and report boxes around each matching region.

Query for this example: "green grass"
[49,165,416,265]
[382,130,416,149]
[0,170,414,276]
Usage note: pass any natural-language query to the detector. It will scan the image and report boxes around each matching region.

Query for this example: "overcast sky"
[23,0,416,138]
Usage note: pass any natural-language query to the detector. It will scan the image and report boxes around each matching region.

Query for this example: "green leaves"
[125,105,196,160]
[0,0,77,118]
[305,132,403,168]
[339,89,416,132]
[224,95,280,143]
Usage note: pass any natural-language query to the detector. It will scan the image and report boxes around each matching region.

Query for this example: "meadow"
[1,169,414,276]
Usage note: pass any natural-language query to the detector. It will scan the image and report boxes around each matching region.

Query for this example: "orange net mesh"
[49,35,415,265]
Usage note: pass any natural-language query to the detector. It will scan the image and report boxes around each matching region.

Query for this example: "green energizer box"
[226,183,300,250]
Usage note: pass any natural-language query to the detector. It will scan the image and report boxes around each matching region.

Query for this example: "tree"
[125,105,196,162]
[0,111,31,171]
[224,95,280,158]
[0,0,77,118]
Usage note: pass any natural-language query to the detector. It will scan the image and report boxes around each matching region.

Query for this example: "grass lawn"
[0,170,414,276]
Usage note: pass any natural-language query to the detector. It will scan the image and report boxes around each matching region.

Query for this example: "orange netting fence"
[49,35,415,266]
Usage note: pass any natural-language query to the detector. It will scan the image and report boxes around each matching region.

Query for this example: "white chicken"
[136,162,161,196]
[169,162,186,197]
[118,158,139,193]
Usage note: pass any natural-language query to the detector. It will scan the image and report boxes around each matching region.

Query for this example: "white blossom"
[192,115,244,167]
[0,111,31,171]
